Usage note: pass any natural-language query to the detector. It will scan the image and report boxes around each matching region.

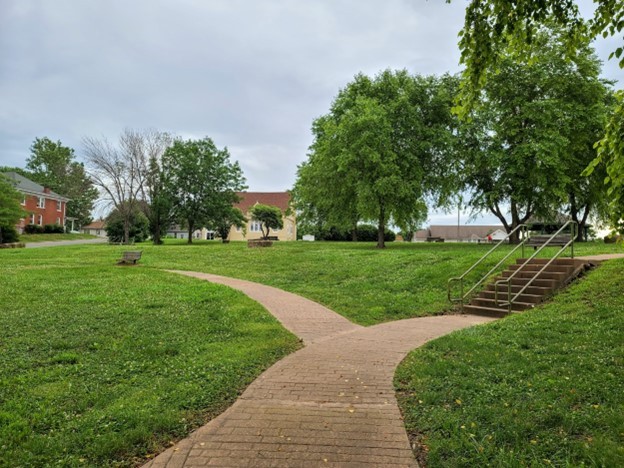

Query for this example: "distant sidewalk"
[25,238,108,248]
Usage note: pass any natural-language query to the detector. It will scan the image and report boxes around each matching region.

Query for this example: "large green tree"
[0,174,25,244]
[26,137,98,228]
[460,32,613,242]
[295,70,456,248]
[162,137,246,244]
[455,0,624,233]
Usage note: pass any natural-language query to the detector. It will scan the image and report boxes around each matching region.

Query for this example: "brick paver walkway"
[145,271,495,467]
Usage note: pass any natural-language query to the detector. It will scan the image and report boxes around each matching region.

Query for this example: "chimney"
[43,187,51,194]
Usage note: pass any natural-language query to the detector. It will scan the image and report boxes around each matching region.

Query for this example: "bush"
[355,224,396,242]
[300,224,396,242]
[24,224,44,234]
[604,234,621,244]
[0,224,19,244]
[105,208,150,243]
[43,224,64,234]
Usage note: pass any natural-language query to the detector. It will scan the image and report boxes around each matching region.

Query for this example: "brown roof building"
[234,192,291,213]
[414,225,506,242]
[230,192,296,241]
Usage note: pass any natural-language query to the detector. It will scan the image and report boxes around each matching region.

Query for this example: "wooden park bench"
[117,251,142,265]
[526,235,572,250]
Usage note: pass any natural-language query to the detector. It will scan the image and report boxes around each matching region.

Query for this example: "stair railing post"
[571,222,576,259]
[460,278,464,313]
[508,280,512,314]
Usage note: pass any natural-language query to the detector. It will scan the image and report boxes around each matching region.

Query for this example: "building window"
[21,196,26,205]
[30,214,35,224]
[38,215,43,226]
[37,197,45,208]
[250,221,262,232]
[56,217,61,225]
[57,200,62,211]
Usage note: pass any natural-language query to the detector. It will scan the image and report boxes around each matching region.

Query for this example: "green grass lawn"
[0,251,300,466]
[0,240,621,466]
[20,233,97,242]
[395,258,624,467]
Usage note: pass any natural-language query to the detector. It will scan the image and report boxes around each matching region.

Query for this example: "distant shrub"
[604,234,621,244]
[24,224,44,234]
[106,208,150,243]
[302,224,395,242]
[43,224,64,234]
[355,224,395,242]
[0,224,19,244]
[355,224,378,241]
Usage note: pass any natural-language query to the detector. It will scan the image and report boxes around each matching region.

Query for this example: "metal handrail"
[495,221,577,313]
[448,224,528,311]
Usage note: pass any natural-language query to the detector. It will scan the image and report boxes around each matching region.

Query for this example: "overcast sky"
[1,0,621,224]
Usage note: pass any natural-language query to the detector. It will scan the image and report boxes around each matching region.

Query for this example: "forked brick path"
[144,271,496,467]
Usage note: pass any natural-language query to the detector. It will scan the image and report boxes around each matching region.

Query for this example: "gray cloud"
[1,0,620,204]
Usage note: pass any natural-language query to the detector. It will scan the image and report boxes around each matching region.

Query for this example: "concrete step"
[508,263,574,274]
[479,290,543,304]
[471,297,535,312]
[462,304,513,318]
[501,270,567,281]
[515,258,580,266]
[485,283,552,296]
[493,276,560,289]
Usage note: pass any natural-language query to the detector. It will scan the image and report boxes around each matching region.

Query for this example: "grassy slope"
[143,240,621,325]
[0,250,300,466]
[20,233,97,242]
[395,258,624,467]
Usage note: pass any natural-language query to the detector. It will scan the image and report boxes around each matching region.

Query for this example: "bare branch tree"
[83,129,171,244]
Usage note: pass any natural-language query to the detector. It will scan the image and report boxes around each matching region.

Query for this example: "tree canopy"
[0,174,24,244]
[456,0,624,233]
[26,137,98,228]
[459,31,613,241]
[294,70,457,248]
[162,137,246,243]
[249,204,283,240]
[212,207,246,242]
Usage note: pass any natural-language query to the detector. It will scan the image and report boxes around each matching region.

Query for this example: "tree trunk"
[570,193,589,242]
[123,215,131,245]
[376,205,386,249]
[152,216,162,245]
[187,219,194,244]
[351,227,357,242]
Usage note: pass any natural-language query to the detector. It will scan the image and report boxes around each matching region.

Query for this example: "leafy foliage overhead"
[455,0,624,234]
[459,31,613,241]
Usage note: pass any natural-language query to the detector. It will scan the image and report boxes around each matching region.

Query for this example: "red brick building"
[3,172,70,233]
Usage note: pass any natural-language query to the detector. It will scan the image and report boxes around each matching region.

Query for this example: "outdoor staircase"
[448,221,592,318]
[462,257,592,317]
